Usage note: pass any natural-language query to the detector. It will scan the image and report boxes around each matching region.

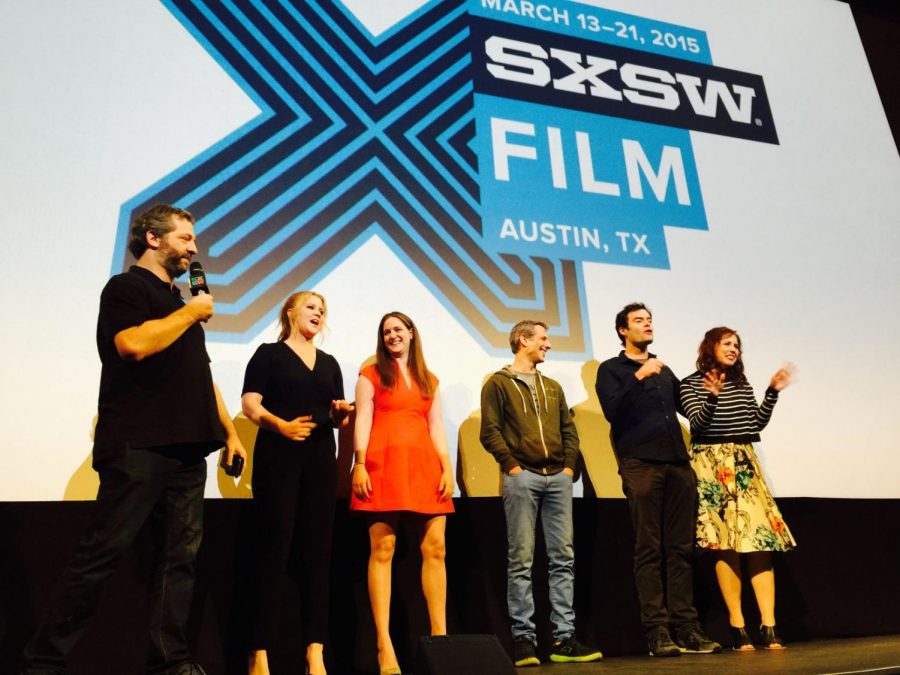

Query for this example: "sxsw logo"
[481,33,776,141]
[114,0,776,355]
[469,4,778,274]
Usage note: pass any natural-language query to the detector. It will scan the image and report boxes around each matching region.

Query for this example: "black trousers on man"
[618,457,700,638]
[23,445,207,674]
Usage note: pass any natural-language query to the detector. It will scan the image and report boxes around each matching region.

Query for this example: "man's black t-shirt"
[93,265,224,465]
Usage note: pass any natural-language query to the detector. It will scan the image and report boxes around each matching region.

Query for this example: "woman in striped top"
[680,327,796,651]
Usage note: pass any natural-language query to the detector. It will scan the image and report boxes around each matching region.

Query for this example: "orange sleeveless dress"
[350,364,454,515]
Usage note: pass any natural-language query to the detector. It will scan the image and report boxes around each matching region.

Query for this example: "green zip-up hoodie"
[479,366,580,475]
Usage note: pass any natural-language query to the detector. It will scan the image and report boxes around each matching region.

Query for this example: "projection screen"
[1,0,898,500]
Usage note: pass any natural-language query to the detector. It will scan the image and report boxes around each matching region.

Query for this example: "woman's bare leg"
[715,550,745,627]
[747,552,778,628]
[368,521,399,669]
[248,649,269,675]
[419,516,447,636]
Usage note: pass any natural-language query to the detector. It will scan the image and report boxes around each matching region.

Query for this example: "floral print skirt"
[690,442,796,552]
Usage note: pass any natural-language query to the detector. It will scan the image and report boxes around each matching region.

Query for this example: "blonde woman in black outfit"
[242,291,353,675]
[680,327,796,651]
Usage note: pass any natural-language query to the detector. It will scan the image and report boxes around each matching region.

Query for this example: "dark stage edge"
[527,635,900,675]
[2,498,899,674]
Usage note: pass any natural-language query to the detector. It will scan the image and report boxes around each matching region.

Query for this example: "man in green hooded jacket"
[480,320,601,667]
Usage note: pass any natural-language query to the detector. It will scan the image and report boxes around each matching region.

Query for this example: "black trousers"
[249,443,337,648]
[619,457,699,637]
[23,445,207,674]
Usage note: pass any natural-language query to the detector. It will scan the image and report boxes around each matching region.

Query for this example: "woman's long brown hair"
[696,326,747,386]
[374,311,434,398]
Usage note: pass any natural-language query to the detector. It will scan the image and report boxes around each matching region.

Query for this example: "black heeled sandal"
[760,625,786,649]
[730,625,755,651]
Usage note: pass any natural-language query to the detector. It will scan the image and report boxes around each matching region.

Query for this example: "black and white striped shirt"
[680,371,779,444]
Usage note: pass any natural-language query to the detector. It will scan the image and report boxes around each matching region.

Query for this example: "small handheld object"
[189,261,210,296]
[220,452,244,477]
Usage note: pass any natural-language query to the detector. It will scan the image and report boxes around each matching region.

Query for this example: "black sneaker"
[675,626,722,654]
[512,638,540,667]
[549,636,602,663]
[648,630,681,657]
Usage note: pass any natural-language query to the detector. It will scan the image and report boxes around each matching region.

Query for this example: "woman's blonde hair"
[277,291,327,341]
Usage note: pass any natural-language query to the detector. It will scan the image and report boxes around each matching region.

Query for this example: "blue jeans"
[502,469,575,642]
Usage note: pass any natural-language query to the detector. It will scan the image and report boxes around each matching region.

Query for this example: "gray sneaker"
[648,630,681,657]
[675,626,722,654]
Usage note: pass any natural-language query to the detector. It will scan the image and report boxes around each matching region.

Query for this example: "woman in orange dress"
[350,311,454,675]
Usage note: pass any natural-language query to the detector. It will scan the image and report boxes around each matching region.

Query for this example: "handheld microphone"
[189,261,209,296]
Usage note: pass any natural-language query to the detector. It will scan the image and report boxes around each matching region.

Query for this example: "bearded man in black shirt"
[23,204,246,675]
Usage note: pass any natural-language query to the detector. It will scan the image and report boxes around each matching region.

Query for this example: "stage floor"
[522,634,900,675]
[5,499,899,673]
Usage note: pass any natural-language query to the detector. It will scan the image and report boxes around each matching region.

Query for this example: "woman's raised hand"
[702,369,726,396]
[330,399,355,425]
[769,363,797,392]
